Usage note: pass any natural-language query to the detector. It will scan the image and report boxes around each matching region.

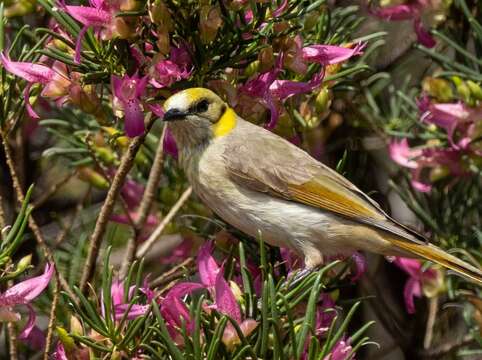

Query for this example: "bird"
[162,87,482,284]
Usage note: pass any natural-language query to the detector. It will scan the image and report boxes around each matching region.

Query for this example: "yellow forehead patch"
[213,107,237,137]
[164,88,209,110]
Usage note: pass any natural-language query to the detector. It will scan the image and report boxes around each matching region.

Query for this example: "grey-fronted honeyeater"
[162,88,482,284]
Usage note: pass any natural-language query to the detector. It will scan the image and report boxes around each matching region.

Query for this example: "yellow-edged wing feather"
[223,119,425,244]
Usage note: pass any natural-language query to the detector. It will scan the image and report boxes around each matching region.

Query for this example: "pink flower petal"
[403,277,421,314]
[63,5,111,27]
[53,342,68,360]
[197,241,221,288]
[0,53,55,83]
[369,4,417,21]
[389,139,422,169]
[269,71,323,101]
[163,127,179,158]
[4,264,54,302]
[414,18,436,48]
[123,99,145,137]
[350,252,367,283]
[302,43,366,65]
[18,304,37,339]
[214,271,242,323]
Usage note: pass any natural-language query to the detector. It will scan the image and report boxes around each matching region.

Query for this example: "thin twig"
[43,278,60,360]
[120,125,167,277]
[149,257,195,288]
[137,186,192,259]
[53,187,92,248]
[424,297,438,349]
[7,279,18,360]
[79,115,155,293]
[32,170,77,209]
[0,130,77,303]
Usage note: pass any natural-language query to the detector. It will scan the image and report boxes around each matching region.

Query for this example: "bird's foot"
[283,267,314,290]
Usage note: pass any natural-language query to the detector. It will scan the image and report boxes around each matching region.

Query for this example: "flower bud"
[429,165,450,182]
[466,80,482,101]
[422,77,453,102]
[15,254,32,273]
[421,266,445,298]
[456,81,471,103]
[56,327,75,351]
[244,60,260,77]
[229,281,243,302]
[258,47,274,72]
[5,0,35,18]
[150,0,173,31]
[93,146,117,164]
[77,167,109,190]
[70,315,83,336]
[315,86,332,114]
[199,5,223,44]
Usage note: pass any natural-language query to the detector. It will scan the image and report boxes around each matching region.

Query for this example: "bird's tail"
[390,239,482,285]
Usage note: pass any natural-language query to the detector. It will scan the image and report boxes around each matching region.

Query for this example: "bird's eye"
[195,99,209,113]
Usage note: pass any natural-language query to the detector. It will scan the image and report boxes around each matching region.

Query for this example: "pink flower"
[59,0,115,63]
[315,294,337,336]
[301,43,366,65]
[149,46,192,88]
[160,282,204,343]
[112,73,148,137]
[421,102,482,149]
[0,264,54,339]
[370,1,436,48]
[393,257,441,314]
[323,336,354,360]
[163,127,179,158]
[52,342,67,360]
[102,278,153,321]
[389,139,422,169]
[120,177,145,208]
[0,54,70,118]
[162,242,257,347]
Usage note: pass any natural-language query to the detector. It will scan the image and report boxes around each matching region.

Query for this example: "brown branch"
[0,130,77,303]
[6,279,18,360]
[120,125,167,277]
[43,278,60,360]
[424,297,438,349]
[136,186,192,259]
[53,187,92,248]
[149,257,195,288]
[79,115,155,293]
[32,170,77,209]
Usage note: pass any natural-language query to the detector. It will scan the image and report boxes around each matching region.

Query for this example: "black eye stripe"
[190,99,209,113]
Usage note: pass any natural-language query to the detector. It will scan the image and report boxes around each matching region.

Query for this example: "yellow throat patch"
[212,107,237,137]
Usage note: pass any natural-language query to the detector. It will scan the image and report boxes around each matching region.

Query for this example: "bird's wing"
[222,125,426,244]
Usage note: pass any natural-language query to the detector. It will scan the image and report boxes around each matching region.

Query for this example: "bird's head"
[163,88,236,149]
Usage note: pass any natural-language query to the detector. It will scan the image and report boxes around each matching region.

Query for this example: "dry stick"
[33,170,77,208]
[423,297,438,349]
[7,306,18,360]
[149,257,195,288]
[54,187,92,248]
[43,278,60,360]
[136,186,192,259]
[120,125,167,278]
[79,116,155,293]
[0,131,77,303]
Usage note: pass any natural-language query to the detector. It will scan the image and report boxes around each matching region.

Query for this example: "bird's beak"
[163,108,190,122]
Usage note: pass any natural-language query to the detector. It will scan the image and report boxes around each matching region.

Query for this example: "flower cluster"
[390,82,482,192]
